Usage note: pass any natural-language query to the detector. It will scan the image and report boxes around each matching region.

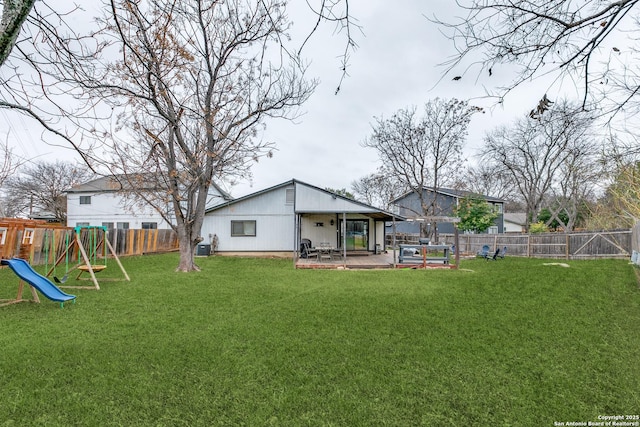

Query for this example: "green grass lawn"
[0,255,639,426]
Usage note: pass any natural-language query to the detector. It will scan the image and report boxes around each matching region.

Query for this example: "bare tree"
[481,101,600,231]
[3,159,93,221]
[351,166,408,211]
[436,1,640,117]
[300,0,358,94]
[0,2,108,167]
[0,1,355,161]
[460,162,517,203]
[545,139,603,231]
[362,98,482,239]
[0,136,20,189]
[1,0,359,271]
[60,0,316,271]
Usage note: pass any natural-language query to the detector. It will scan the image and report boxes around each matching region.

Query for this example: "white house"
[503,213,527,233]
[202,179,402,256]
[66,175,232,230]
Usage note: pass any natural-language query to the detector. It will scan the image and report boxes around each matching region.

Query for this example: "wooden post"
[75,233,100,290]
[454,227,460,269]
[105,235,130,281]
[0,280,40,307]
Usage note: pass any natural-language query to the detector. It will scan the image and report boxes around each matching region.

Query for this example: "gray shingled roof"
[393,187,506,204]
[66,174,232,200]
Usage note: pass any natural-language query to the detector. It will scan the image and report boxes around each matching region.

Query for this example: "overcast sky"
[230,0,555,196]
[1,0,560,198]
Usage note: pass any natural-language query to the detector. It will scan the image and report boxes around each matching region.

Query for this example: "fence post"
[566,234,570,260]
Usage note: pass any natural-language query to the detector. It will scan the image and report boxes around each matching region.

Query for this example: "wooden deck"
[296,251,456,270]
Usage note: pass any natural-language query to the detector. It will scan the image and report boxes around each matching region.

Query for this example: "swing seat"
[54,274,68,284]
[77,265,107,273]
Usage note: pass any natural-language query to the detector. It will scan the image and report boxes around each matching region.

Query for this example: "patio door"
[340,219,369,251]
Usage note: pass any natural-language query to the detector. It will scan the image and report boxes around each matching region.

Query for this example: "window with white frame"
[79,196,92,205]
[141,222,157,230]
[117,222,129,230]
[22,228,35,244]
[231,220,256,237]
[488,226,498,234]
[0,227,6,245]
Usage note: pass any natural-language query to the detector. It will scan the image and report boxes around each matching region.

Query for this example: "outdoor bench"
[398,244,450,264]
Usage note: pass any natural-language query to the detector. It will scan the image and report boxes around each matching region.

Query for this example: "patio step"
[347,251,371,256]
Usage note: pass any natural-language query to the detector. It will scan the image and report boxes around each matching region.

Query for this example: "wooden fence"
[387,230,632,260]
[0,220,179,266]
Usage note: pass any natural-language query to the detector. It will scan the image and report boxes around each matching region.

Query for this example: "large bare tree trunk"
[176,227,200,272]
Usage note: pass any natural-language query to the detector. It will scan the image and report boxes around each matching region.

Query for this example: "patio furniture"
[300,239,318,259]
[398,244,450,264]
[332,247,344,260]
[485,246,508,261]
[477,245,490,258]
[316,243,333,262]
[486,248,500,261]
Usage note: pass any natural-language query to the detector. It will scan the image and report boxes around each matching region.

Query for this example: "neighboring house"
[66,175,232,230]
[391,187,505,235]
[29,210,61,224]
[503,212,527,233]
[202,179,402,256]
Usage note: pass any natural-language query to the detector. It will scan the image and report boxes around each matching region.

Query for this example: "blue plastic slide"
[1,258,76,306]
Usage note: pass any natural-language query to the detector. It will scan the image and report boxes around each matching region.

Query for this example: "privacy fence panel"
[390,230,632,260]
[0,221,179,266]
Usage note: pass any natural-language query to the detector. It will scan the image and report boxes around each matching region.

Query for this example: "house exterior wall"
[204,181,391,253]
[202,184,296,252]
[393,189,504,235]
[503,213,527,233]
[295,183,377,214]
[393,191,458,235]
[295,182,387,251]
[300,214,340,248]
[67,182,229,230]
[299,214,385,250]
[66,192,173,229]
[504,220,525,233]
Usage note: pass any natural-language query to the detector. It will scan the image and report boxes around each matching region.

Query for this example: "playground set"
[1,225,130,308]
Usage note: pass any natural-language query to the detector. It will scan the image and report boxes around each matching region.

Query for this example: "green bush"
[529,221,549,233]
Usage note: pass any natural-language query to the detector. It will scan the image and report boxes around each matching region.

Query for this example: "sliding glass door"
[340,219,369,251]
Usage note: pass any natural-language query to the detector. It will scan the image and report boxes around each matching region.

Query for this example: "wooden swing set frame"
[0,280,40,307]
[46,226,130,290]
